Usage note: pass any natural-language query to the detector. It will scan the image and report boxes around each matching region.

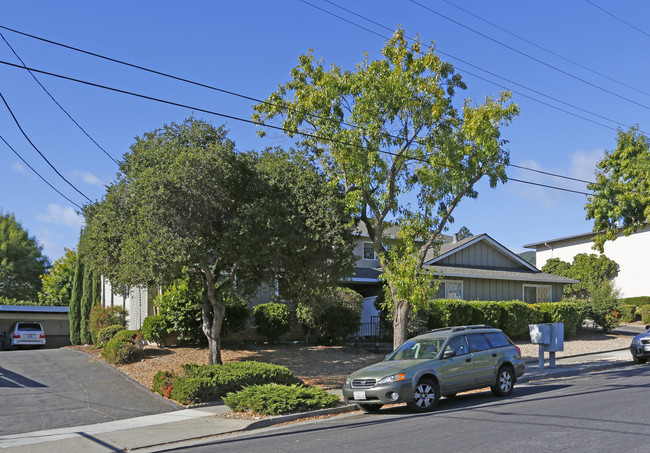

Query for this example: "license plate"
[353,391,366,400]
[26,334,36,339]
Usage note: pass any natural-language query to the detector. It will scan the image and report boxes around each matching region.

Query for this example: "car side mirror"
[443,349,456,359]
[646,325,650,330]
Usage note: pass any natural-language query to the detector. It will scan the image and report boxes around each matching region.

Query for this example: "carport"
[0,305,70,349]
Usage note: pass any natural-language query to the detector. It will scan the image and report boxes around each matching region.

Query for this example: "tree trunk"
[393,296,410,349]
[200,266,226,365]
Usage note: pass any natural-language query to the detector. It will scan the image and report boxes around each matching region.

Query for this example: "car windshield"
[385,338,446,361]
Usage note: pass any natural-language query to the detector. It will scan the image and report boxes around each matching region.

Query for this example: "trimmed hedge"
[640,305,650,324]
[253,302,291,343]
[621,296,650,306]
[101,330,144,364]
[223,384,339,415]
[141,315,169,345]
[618,304,638,322]
[533,302,582,338]
[152,361,297,405]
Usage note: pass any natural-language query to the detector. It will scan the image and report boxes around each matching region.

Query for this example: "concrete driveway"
[0,348,179,436]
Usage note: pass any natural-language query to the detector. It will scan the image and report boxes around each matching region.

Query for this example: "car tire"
[406,377,439,412]
[491,365,514,397]
[633,356,647,364]
[356,404,383,413]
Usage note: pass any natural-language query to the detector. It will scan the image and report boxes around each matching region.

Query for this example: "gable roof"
[425,234,539,272]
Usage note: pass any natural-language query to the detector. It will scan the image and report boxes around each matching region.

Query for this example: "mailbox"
[529,323,564,368]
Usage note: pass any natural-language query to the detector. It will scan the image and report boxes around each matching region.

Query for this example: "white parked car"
[5,321,46,349]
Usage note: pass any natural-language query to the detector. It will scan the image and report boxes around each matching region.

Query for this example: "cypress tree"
[68,251,83,345]
[80,262,93,344]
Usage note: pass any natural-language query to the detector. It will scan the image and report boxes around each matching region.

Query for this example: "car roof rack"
[427,325,494,334]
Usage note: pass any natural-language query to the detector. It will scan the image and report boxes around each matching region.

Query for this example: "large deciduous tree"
[542,253,618,299]
[253,29,519,347]
[81,119,354,364]
[39,248,76,306]
[586,126,650,251]
[0,212,50,301]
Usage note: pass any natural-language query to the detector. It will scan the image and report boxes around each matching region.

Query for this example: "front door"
[437,335,475,394]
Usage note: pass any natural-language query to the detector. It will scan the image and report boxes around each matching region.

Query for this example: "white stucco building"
[523,225,650,298]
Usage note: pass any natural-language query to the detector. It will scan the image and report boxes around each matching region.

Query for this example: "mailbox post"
[529,323,564,368]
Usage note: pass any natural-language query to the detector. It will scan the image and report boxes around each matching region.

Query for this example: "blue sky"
[1,1,649,263]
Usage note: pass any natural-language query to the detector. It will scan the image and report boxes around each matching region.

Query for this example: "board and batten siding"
[438,241,522,269]
[450,277,564,302]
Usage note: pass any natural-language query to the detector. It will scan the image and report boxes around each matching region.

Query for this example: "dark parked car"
[342,325,525,413]
[5,321,46,349]
[630,325,650,364]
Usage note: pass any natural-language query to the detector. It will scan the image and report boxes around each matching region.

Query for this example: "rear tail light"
[40,333,46,339]
[514,345,522,357]
[13,333,20,339]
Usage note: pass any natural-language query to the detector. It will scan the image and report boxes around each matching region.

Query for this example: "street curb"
[523,347,629,365]
[243,404,359,431]
[518,359,633,384]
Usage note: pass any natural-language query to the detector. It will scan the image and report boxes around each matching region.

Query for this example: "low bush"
[469,301,504,328]
[253,302,291,343]
[223,384,339,415]
[440,300,474,327]
[640,305,650,324]
[141,315,170,345]
[152,370,175,399]
[157,361,296,405]
[621,296,650,306]
[96,324,125,347]
[618,304,638,322]
[499,301,543,339]
[102,330,144,365]
[296,287,363,344]
[89,304,128,345]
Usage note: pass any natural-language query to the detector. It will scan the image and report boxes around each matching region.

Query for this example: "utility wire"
[0,21,637,180]
[584,0,650,40]
[441,0,650,99]
[0,32,119,165]
[0,134,83,209]
[409,0,650,111]
[0,91,92,202]
[0,21,629,188]
[309,0,642,135]
[0,58,591,196]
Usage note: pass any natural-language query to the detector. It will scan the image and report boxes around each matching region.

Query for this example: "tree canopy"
[541,253,619,298]
[0,212,50,301]
[82,118,354,363]
[253,29,519,347]
[39,248,76,306]
[586,126,650,251]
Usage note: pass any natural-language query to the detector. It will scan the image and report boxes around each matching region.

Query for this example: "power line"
[441,0,650,99]
[584,0,650,40]
[0,91,92,203]
[0,20,628,187]
[0,134,83,209]
[2,58,594,198]
[309,0,643,135]
[507,177,592,196]
[409,0,650,111]
[0,31,119,165]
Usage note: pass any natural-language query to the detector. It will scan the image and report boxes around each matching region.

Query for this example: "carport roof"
[0,305,69,313]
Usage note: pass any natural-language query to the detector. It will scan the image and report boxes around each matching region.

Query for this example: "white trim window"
[363,242,377,260]
[523,285,551,303]
[436,280,463,299]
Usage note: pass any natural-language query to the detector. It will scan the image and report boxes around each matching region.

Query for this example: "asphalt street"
[160,365,650,453]
[0,348,179,436]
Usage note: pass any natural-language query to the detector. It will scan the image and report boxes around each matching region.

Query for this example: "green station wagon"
[342,325,525,412]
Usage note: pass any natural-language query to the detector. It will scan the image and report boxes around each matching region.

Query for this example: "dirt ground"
[69,327,635,393]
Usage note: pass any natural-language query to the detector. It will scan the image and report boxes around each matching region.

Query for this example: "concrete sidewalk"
[0,347,637,453]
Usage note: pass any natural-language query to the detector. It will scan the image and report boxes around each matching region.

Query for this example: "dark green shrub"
[499,301,543,339]
[253,302,291,342]
[533,302,582,338]
[96,324,125,347]
[163,361,296,405]
[223,384,339,415]
[618,304,638,322]
[469,301,504,328]
[588,281,621,332]
[296,287,363,343]
[640,305,650,324]
[222,291,250,336]
[155,276,205,346]
[141,315,170,345]
[152,370,175,398]
[424,299,445,330]
[439,299,474,327]
[89,304,128,345]
[101,330,144,364]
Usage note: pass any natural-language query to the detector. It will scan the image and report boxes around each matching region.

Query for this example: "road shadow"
[0,366,47,388]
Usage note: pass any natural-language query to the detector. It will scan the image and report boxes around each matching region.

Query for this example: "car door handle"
[465,358,471,362]
[492,353,497,357]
